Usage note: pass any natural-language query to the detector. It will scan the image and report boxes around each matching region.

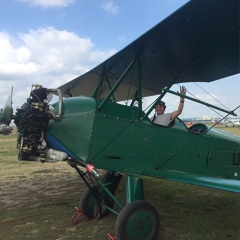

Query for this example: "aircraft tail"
[0,87,13,126]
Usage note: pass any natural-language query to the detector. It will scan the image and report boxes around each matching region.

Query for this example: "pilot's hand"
[180,86,186,96]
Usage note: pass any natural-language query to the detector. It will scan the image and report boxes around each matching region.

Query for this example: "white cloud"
[0,28,239,119]
[0,27,116,109]
[0,32,36,78]
[101,1,119,15]
[18,0,75,7]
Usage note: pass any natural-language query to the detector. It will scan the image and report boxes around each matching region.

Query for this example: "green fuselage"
[47,96,240,187]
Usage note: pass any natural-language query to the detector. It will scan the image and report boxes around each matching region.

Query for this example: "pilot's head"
[156,100,166,109]
[155,100,166,115]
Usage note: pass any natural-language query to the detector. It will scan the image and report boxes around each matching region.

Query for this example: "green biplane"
[1,0,240,239]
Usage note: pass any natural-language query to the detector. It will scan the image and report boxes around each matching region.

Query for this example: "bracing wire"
[92,22,240,161]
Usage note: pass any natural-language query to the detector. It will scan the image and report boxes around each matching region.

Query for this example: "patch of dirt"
[0,162,87,211]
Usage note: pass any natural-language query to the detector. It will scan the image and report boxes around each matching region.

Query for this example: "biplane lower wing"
[155,170,240,193]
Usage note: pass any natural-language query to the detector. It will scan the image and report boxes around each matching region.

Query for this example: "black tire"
[80,184,114,219]
[115,200,159,240]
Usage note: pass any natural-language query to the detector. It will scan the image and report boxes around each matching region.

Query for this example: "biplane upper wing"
[59,0,239,101]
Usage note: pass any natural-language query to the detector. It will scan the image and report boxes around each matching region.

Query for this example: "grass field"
[0,126,240,240]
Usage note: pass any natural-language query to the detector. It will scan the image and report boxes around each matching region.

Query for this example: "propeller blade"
[0,87,13,126]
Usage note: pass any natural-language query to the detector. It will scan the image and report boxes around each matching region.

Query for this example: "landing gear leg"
[115,176,159,240]
[77,169,122,219]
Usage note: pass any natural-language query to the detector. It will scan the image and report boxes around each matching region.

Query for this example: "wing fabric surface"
[159,170,240,193]
[59,0,240,101]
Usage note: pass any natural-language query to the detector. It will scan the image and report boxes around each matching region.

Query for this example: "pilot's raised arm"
[151,86,186,126]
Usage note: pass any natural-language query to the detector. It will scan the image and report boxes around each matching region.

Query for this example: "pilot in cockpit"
[151,86,186,126]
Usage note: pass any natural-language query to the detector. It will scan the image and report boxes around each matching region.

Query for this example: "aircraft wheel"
[115,200,159,240]
[80,184,114,219]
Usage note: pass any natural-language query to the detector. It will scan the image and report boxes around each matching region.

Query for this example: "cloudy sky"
[0,0,239,119]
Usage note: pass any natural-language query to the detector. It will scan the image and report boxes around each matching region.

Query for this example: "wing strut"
[92,76,117,103]
[97,59,137,111]
[92,76,104,98]
[137,59,142,118]
[104,77,116,103]
[164,88,237,116]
